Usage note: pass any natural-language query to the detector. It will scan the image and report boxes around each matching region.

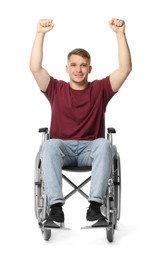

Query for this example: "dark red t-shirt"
[43,76,115,140]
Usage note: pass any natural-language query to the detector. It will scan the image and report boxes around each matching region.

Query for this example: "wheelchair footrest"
[81,217,109,229]
[44,221,61,229]
[42,220,70,230]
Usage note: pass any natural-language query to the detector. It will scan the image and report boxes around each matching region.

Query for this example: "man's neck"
[69,81,88,90]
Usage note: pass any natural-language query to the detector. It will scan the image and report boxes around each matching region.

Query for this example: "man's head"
[67,48,91,65]
[66,48,92,89]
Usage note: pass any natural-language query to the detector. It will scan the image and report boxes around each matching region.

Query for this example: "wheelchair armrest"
[39,127,48,134]
[107,127,116,134]
[107,127,116,145]
[39,127,49,142]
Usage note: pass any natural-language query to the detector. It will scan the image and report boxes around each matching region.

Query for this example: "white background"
[0,0,160,259]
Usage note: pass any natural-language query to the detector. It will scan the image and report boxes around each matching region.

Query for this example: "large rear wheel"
[114,154,121,221]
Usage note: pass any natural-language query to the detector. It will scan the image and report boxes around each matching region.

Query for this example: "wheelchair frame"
[34,127,121,242]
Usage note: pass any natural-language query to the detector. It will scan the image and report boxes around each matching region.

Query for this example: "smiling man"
[66,49,92,90]
[30,18,131,227]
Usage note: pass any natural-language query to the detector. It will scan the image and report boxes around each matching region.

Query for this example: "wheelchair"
[34,127,121,242]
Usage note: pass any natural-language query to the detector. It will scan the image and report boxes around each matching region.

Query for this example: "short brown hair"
[67,48,91,64]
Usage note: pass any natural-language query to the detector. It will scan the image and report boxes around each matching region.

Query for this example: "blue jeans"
[40,138,114,206]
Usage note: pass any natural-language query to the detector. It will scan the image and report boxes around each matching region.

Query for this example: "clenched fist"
[37,19,54,33]
[109,18,125,33]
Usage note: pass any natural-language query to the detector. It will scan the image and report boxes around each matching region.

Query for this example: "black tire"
[114,154,121,221]
[42,229,51,241]
[34,153,41,219]
[107,227,114,242]
[106,196,115,242]
[113,208,117,230]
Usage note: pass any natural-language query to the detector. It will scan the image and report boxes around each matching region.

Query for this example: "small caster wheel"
[106,226,114,242]
[42,228,51,241]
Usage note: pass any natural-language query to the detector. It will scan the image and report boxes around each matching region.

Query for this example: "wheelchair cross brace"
[62,173,91,200]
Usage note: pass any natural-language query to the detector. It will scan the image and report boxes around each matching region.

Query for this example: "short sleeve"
[42,76,59,105]
[102,76,116,106]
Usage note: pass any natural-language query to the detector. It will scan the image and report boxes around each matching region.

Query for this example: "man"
[30,18,132,226]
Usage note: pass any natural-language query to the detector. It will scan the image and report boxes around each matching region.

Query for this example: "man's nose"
[76,65,82,72]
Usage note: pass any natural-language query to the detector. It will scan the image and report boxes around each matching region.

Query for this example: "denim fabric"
[40,138,114,206]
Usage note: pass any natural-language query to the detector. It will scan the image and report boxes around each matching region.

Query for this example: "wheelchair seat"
[62,166,91,172]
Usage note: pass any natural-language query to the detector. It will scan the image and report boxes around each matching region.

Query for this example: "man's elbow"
[29,63,41,74]
[29,62,35,73]
[123,63,132,77]
[128,63,132,74]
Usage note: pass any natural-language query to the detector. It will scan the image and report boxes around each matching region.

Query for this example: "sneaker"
[44,203,64,227]
[86,202,105,221]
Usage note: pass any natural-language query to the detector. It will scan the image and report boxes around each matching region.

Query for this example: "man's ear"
[89,66,92,73]
[66,65,69,73]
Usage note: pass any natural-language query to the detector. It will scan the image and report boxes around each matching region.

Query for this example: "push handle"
[38,127,49,142]
[107,127,116,144]
[107,127,116,134]
[39,127,48,134]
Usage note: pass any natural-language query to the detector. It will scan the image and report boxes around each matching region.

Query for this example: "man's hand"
[109,18,125,33]
[37,19,54,34]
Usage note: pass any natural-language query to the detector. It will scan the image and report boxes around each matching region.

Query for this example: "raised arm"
[29,19,54,92]
[109,18,132,92]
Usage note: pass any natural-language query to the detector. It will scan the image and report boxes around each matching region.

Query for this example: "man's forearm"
[30,32,45,72]
[116,32,132,75]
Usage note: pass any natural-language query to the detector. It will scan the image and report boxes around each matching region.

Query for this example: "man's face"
[66,54,92,86]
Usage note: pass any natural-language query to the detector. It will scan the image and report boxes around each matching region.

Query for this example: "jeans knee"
[103,139,112,151]
[91,138,113,158]
[41,139,63,158]
[97,138,111,149]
